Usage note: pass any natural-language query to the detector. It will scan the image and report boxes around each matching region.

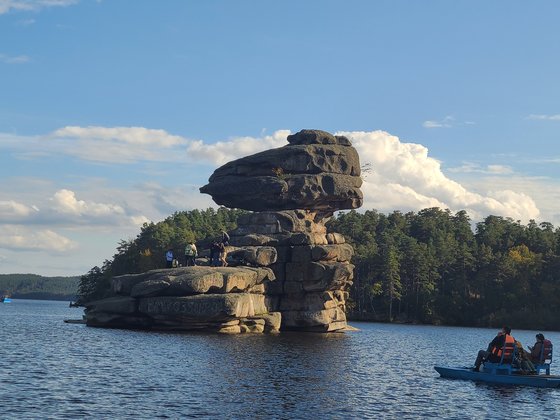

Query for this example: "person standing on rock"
[218,241,228,266]
[184,242,197,266]
[165,248,174,268]
[210,241,220,266]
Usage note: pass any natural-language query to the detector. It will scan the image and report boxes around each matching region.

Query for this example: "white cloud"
[1,126,290,166]
[51,189,125,217]
[0,0,78,15]
[422,116,454,128]
[0,225,77,252]
[447,162,513,175]
[187,130,290,165]
[0,200,35,219]
[527,114,560,121]
[338,130,540,223]
[49,126,191,163]
[0,53,30,64]
[0,127,545,227]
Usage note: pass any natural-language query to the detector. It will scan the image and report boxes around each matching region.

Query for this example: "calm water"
[1,300,559,419]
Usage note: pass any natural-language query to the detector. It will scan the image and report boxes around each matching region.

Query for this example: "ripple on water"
[1,301,560,419]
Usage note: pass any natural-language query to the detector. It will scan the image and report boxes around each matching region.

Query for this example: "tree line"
[329,208,560,330]
[77,206,560,331]
[0,274,79,301]
[77,208,245,303]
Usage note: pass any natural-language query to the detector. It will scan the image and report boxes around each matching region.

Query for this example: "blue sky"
[1,0,560,276]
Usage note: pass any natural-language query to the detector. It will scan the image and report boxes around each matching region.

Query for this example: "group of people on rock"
[209,231,229,267]
[165,242,198,268]
[473,326,553,374]
[164,231,230,268]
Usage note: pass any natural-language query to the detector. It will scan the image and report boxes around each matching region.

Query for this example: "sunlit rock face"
[200,129,363,212]
[85,266,281,334]
[228,209,354,332]
[85,129,362,333]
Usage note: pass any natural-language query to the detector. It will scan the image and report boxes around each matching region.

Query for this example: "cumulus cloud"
[51,189,125,217]
[0,127,544,225]
[2,126,289,166]
[0,225,77,252]
[49,126,191,163]
[0,0,78,15]
[187,130,289,165]
[0,199,35,220]
[338,130,540,223]
[527,114,560,121]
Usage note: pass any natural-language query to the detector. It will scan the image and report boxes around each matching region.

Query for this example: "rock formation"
[199,129,362,212]
[85,266,281,333]
[85,129,362,333]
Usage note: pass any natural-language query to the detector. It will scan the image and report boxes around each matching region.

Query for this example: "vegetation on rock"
[77,206,560,330]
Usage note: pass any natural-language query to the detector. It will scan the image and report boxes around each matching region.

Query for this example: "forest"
[77,207,560,331]
[0,274,79,301]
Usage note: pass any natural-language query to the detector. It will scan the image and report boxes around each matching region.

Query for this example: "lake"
[1,299,559,419]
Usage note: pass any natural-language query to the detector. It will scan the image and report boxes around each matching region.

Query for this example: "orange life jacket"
[491,334,515,358]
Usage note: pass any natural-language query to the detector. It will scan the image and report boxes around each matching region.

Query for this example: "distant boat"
[1,296,12,303]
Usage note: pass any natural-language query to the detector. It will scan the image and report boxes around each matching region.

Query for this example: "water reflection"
[1,301,559,419]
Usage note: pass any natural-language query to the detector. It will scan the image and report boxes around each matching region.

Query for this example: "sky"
[1,0,560,277]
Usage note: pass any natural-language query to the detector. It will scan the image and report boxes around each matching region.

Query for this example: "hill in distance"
[0,273,80,301]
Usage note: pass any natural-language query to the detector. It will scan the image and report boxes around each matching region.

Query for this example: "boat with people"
[434,366,560,388]
[435,330,559,388]
[1,295,12,303]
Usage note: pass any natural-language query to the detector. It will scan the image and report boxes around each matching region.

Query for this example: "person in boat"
[514,339,537,373]
[529,333,552,364]
[473,326,515,372]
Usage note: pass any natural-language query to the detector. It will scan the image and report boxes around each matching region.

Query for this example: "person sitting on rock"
[473,326,515,372]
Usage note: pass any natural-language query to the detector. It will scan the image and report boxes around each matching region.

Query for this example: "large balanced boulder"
[85,129,361,334]
[200,129,362,212]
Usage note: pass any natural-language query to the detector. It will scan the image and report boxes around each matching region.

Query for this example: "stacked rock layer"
[228,210,354,332]
[85,129,362,333]
[85,266,281,333]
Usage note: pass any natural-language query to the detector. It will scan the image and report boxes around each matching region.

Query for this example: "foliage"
[76,207,246,303]
[329,208,560,330]
[0,274,79,300]
[76,204,560,330]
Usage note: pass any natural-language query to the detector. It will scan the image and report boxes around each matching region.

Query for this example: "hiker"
[221,231,230,246]
[473,326,515,372]
[184,242,198,266]
[529,333,553,363]
[217,240,227,267]
[210,241,221,266]
[165,248,174,268]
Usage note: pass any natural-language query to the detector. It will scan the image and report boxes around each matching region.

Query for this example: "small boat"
[1,296,12,303]
[434,366,560,388]
[436,338,558,388]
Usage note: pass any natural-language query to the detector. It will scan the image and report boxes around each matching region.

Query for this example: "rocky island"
[84,129,362,333]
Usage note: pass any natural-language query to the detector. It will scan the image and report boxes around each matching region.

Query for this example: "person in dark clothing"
[210,241,221,267]
[473,326,515,372]
[529,333,552,363]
